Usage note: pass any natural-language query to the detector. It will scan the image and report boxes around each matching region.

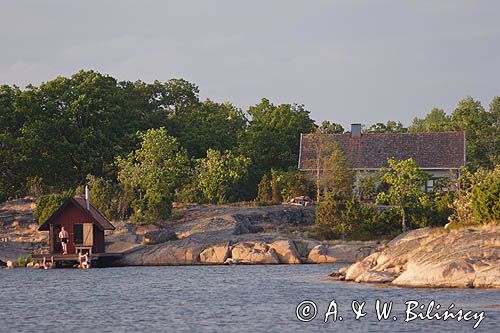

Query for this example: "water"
[1,265,498,332]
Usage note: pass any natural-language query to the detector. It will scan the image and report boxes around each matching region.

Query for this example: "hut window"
[74,224,84,244]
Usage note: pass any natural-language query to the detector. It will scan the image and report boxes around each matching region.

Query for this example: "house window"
[426,179,435,192]
[74,224,83,244]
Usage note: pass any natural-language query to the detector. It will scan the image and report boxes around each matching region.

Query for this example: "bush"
[256,174,272,205]
[77,175,132,220]
[316,192,355,239]
[410,192,455,228]
[358,172,383,202]
[350,206,401,240]
[471,165,500,223]
[34,190,74,225]
[17,255,32,267]
[257,169,314,205]
[449,165,499,225]
[315,192,401,241]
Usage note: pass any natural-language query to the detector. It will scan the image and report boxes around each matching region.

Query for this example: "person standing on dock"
[59,227,69,254]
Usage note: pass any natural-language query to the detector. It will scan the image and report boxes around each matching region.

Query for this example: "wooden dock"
[32,253,123,267]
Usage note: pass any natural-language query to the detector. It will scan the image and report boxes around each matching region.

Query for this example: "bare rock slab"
[269,240,301,264]
[200,243,231,264]
[231,242,280,264]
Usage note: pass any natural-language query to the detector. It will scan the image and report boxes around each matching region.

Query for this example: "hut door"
[52,224,62,254]
[83,223,93,246]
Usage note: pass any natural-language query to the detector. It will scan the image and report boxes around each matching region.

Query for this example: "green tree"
[321,142,355,198]
[116,128,189,222]
[34,190,74,225]
[367,121,407,133]
[0,85,25,200]
[256,174,272,205]
[471,164,500,224]
[172,100,247,158]
[238,98,315,198]
[194,149,250,204]
[409,108,451,132]
[450,97,493,169]
[318,120,344,134]
[376,158,429,232]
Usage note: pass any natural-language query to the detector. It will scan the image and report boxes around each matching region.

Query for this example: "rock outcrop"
[143,229,177,244]
[231,242,280,264]
[308,243,380,263]
[200,243,231,264]
[269,240,301,264]
[331,225,500,289]
[116,241,203,266]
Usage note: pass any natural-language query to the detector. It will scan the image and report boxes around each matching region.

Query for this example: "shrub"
[316,192,356,239]
[410,192,455,228]
[471,165,500,223]
[256,174,272,205]
[449,165,499,225]
[17,255,32,267]
[34,190,74,225]
[77,175,131,220]
[279,169,315,202]
[315,192,401,241]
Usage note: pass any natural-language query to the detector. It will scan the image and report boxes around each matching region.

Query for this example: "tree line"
[1,70,499,225]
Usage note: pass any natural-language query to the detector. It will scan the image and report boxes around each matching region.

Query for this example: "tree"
[471,164,500,224]
[116,128,189,222]
[450,97,493,169]
[238,98,315,198]
[171,100,247,159]
[321,142,355,198]
[318,120,344,134]
[34,190,74,225]
[366,121,407,134]
[194,149,250,204]
[409,108,451,132]
[376,158,429,232]
[256,174,272,205]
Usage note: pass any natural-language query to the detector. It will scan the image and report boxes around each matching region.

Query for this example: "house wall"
[50,202,105,254]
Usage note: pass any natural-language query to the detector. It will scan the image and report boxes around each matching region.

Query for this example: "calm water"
[0,265,499,332]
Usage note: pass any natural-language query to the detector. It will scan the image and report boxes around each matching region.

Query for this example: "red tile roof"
[298,131,466,170]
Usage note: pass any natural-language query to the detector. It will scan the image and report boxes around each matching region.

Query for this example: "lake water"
[1,264,498,332]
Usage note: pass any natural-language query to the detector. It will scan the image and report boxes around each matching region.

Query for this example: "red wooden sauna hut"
[34,195,120,266]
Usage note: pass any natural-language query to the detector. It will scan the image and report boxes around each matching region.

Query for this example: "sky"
[1,1,499,128]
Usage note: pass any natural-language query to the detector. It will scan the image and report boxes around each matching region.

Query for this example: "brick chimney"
[351,123,362,137]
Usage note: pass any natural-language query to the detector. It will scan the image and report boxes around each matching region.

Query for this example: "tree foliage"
[194,149,250,204]
[116,128,189,222]
[471,165,500,224]
[321,142,355,198]
[376,158,429,232]
[34,190,74,225]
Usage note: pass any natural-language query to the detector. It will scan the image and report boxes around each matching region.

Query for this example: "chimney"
[351,123,362,137]
[85,185,90,210]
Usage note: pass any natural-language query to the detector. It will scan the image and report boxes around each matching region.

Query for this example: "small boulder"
[224,258,240,265]
[269,240,301,264]
[6,260,15,269]
[143,229,177,244]
[355,270,395,283]
[200,243,231,264]
[307,244,336,263]
[231,242,280,264]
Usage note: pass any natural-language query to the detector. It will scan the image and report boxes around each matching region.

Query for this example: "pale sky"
[1,1,499,127]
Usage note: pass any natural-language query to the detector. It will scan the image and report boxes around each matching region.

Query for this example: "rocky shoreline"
[114,239,380,266]
[0,198,381,267]
[330,224,499,289]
